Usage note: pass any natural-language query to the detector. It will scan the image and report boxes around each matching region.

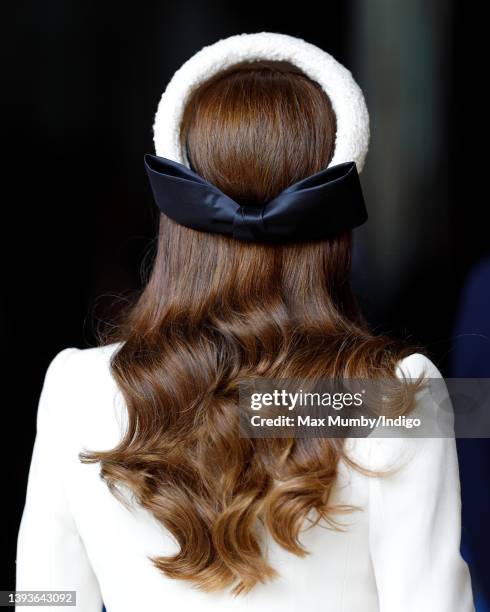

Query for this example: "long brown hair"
[83,60,419,594]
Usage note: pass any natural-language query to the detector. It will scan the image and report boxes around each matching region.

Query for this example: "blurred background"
[1,0,488,608]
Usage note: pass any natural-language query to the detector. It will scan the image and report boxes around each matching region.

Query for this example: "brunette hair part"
[83,60,421,595]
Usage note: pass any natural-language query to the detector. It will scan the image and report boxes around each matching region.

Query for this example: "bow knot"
[232,205,266,241]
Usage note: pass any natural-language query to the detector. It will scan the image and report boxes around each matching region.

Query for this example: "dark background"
[1,0,488,608]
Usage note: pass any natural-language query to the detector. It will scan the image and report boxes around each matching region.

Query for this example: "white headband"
[153,31,370,173]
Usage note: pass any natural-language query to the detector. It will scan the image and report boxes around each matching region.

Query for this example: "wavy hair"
[82,60,420,595]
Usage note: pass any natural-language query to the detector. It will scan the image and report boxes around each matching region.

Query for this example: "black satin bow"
[144,154,368,243]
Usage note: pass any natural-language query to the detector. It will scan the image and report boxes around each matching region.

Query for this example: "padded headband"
[152,31,370,172]
[147,32,370,242]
